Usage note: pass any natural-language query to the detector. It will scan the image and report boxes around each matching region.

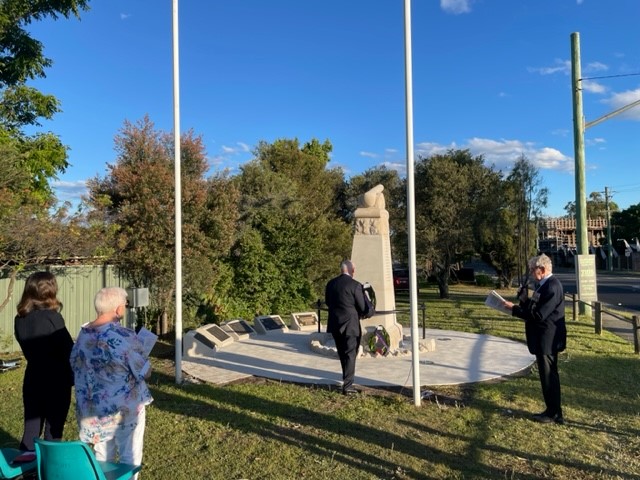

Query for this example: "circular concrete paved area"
[182,328,534,388]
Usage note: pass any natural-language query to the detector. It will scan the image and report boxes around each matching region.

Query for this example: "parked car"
[393,268,410,292]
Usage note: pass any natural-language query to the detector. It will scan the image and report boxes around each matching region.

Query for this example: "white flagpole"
[172,0,183,384]
[403,0,421,406]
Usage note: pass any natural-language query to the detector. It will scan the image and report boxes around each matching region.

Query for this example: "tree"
[611,203,640,247]
[229,138,351,317]
[506,155,548,284]
[0,1,94,311]
[0,0,90,88]
[414,149,500,298]
[86,116,238,334]
[564,191,619,218]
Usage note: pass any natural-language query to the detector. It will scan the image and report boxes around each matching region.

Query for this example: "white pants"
[94,407,146,480]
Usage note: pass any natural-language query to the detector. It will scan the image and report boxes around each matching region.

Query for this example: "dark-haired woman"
[13,271,74,455]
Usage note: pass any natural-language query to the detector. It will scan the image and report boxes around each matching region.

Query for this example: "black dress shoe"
[532,411,549,421]
[532,412,564,424]
[342,387,358,396]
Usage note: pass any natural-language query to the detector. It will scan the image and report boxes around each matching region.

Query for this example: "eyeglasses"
[125,300,130,308]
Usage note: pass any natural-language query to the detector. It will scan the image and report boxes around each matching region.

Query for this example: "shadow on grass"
[146,370,551,479]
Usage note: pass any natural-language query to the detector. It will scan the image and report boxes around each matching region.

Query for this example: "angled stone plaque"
[290,311,318,332]
[183,324,234,360]
[221,319,255,341]
[254,315,288,334]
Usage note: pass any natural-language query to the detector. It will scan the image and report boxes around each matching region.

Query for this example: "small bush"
[475,274,496,287]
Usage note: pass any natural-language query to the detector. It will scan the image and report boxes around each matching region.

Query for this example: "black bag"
[361,282,376,319]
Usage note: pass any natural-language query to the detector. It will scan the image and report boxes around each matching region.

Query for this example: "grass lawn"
[2,283,640,479]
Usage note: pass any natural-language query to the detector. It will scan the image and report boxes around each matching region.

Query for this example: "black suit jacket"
[325,273,366,336]
[512,275,567,355]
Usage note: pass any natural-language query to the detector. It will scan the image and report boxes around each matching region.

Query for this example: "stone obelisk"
[350,184,403,350]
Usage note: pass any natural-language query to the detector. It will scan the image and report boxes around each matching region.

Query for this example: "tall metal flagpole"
[403,0,421,407]
[172,0,183,384]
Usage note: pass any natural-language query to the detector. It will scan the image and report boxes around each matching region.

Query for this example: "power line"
[581,72,640,81]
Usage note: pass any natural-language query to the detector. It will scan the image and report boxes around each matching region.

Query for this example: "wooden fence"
[567,293,640,354]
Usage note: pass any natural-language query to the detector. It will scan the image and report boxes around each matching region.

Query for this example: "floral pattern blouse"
[70,321,153,444]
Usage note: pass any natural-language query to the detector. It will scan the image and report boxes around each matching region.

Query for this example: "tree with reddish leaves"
[87,116,239,334]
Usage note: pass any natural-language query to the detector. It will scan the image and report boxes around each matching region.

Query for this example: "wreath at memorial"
[368,325,391,356]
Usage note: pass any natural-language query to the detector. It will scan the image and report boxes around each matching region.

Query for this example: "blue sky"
[26,0,640,217]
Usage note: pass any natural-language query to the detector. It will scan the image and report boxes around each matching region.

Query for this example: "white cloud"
[415,138,574,172]
[602,88,640,120]
[221,145,235,154]
[359,151,378,158]
[120,13,132,20]
[381,161,407,177]
[52,180,88,204]
[528,59,571,76]
[582,80,607,94]
[440,0,471,15]
[221,142,253,155]
[584,61,608,73]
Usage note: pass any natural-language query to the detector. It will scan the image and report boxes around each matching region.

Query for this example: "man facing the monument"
[325,260,367,396]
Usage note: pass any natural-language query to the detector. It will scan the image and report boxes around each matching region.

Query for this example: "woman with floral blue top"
[70,287,153,478]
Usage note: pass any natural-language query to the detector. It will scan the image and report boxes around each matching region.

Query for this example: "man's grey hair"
[340,260,355,276]
[532,253,553,273]
[94,287,128,315]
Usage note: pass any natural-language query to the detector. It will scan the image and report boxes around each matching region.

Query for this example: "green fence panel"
[0,265,129,353]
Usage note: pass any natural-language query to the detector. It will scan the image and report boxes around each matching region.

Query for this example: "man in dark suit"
[325,260,367,395]
[505,253,567,424]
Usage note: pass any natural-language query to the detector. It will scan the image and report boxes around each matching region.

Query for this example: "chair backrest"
[0,448,37,479]
[34,439,105,480]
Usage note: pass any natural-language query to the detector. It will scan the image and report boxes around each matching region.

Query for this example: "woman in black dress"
[13,271,74,454]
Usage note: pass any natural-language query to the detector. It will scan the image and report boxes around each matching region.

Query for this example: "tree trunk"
[436,269,450,298]
[0,269,17,314]
[161,310,168,336]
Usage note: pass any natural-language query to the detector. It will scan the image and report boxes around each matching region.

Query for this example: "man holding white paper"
[503,254,567,425]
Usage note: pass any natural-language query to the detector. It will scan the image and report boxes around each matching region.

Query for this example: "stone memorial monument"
[350,184,403,350]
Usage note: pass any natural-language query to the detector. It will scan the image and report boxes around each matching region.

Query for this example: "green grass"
[2,284,640,479]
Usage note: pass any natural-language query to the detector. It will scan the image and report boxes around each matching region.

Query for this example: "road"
[554,269,640,312]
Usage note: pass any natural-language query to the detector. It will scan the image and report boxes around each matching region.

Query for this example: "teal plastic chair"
[0,448,37,479]
[34,439,141,480]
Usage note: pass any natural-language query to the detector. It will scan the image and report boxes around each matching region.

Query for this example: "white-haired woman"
[70,287,153,478]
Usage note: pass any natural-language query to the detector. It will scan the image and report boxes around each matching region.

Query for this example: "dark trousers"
[332,331,361,391]
[536,354,562,416]
[20,383,71,451]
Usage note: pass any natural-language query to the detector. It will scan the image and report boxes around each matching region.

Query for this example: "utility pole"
[571,32,595,317]
[571,32,588,256]
[605,186,613,272]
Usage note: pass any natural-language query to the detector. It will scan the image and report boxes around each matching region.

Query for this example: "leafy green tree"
[230,138,350,317]
[611,203,640,247]
[506,155,547,283]
[0,0,90,87]
[414,149,500,298]
[564,191,619,219]
[0,1,95,311]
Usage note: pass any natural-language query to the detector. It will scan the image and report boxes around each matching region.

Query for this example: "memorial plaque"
[225,319,255,335]
[221,319,255,340]
[188,323,235,350]
[206,324,232,342]
[194,332,216,350]
[262,317,281,330]
[254,315,288,334]
[290,312,319,331]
